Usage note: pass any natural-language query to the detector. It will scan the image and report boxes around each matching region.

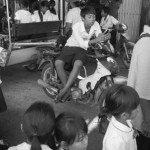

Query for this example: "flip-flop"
[61,90,71,102]
[55,90,71,103]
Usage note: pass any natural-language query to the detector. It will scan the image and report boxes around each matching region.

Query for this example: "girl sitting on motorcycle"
[55,6,110,102]
[100,6,120,48]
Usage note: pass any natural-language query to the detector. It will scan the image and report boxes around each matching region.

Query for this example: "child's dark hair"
[80,6,96,18]
[100,84,140,117]
[20,0,29,8]
[22,101,55,150]
[73,1,81,7]
[32,2,40,11]
[41,1,50,8]
[49,0,56,5]
[55,112,88,146]
[101,6,110,15]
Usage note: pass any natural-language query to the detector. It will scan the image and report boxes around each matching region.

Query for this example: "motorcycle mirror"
[107,57,114,63]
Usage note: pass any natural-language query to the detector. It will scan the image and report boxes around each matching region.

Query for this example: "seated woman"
[40,1,59,21]
[14,0,32,23]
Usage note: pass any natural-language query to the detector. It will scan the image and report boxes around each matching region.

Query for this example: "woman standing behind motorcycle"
[100,6,120,47]
[64,0,82,38]
[55,6,110,102]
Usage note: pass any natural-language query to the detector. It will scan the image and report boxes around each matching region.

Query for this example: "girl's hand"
[97,33,111,42]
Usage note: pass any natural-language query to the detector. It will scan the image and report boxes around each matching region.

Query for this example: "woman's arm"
[88,33,111,46]
[64,22,72,35]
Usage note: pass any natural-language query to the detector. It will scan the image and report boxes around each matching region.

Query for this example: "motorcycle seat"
[36,45,61,56]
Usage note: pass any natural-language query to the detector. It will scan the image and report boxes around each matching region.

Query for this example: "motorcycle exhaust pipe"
[113,76,127,85]
[37,79,58,93]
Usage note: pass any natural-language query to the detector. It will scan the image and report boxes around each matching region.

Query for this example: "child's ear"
[60,141,68,150]
[81,17,84,21]
[21,123,24,133]
[120,112,129,120]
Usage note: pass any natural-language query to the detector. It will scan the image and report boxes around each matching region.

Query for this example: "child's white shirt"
[32,10,41,22]
[15,10,32,23]
[100,15,119,30]
[43,10,59,22]
[8,142,52,150]
[102,116,137,150]
[65,7,82,26]
[65,21,102,50]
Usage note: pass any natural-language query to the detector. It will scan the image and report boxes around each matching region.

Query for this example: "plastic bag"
[0,47,11,67]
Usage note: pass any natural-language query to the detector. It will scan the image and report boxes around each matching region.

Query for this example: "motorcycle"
[37,44,127,105]
[24,44,61,72]
[87,23,135,69]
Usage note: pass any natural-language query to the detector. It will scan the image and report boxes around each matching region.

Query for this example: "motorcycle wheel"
[25,63,38,72]
[41,63,58,99]
[122,48,132,69]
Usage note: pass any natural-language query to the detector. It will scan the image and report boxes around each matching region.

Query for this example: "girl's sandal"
[55,90,71,103]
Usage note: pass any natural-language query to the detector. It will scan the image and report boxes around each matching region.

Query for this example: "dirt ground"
[0,58,128,150]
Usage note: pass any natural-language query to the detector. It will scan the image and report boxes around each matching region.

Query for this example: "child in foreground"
[55,112,88,150]
[101,84,140,150]
[8,101,55,150]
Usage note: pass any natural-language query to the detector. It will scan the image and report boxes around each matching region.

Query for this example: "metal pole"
[6,0,12,46]
[60,0,64,35]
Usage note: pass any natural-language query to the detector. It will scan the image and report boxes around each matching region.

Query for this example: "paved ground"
[0,57,128,150]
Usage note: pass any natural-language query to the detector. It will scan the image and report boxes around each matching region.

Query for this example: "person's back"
[8,101,55,150]
[15,0,32,23]
[127,25,150,100]
[66,7,81,27]
[99,84,140,150]
[64,0,82,36]
[103,116,136,150]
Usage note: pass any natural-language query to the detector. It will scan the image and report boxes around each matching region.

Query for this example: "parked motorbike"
[87,23,135,69]
[37,44,127,105]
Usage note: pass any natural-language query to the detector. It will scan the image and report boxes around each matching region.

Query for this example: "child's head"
[80,6,96,27]
[70,1,80,8]
[20,0,29,9]
[32,2,40,12]
[102,84,140,120]
[55,112,88,150]
[40,1,49,14]
[22,101,55,150]
[49,0,56,7]
[101,6,110,17]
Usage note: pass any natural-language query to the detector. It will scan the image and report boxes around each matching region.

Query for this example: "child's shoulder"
[8,142,29,150]
[72,21,83,28]
[16,9,31,15]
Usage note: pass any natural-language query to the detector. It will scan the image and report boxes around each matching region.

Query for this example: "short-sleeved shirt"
[100,15,119,30]
[43,10,59,22]
[15,10,32,23]
[8,142,52,150]
[65,21,102,50]
[32,10,41,22]
[102,116,137,150]
[65,7,82,26]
